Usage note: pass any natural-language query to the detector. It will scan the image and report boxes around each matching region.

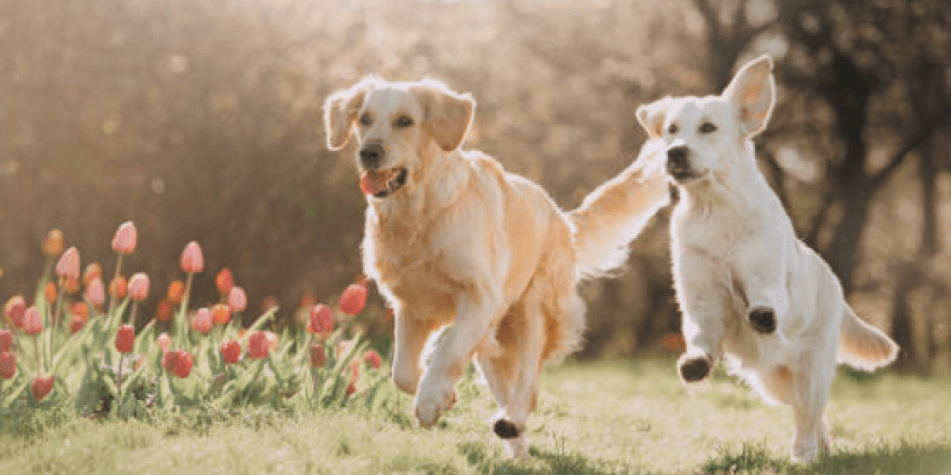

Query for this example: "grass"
[1,356,949,474]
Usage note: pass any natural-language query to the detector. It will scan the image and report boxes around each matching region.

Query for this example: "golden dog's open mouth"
[360,167,408,198]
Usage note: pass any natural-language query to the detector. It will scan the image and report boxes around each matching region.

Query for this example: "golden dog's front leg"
[414,291,502,428]
[392,310,438,395]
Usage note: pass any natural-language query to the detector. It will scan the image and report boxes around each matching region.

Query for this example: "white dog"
[636,56,899,462]
[324,76,670,457]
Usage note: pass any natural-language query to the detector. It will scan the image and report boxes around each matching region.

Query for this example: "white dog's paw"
[503,435,530,459]
[413,380,457,428]
[677,352,713,383]
[748,306,777,334]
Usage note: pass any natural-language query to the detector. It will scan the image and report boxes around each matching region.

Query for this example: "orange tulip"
[215,268,234,296]
[82,263,102,286]
[211,304,231,326]
[156,299,174,322]
[110,276,128,299]
[42,229,64,257]
[43,281,57,304]
[167,280,185,304]
[63,277,80,295]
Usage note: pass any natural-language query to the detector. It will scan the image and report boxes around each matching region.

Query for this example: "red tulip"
[56,246,80,281]
[4,295,26,329]
[215,268,234,296]
[31,375,55,400]
[0,329,11,353]
[115,324,135,353]
[345,382,357,397]
[162,349,193,378]
[70,314,86,334]
[308,304,334,337]
[227,287,247,312]
[180,242,204,273]
[82,262,102,286]
[364,349,382,370]
[128,273,150,302]
[192,308,212,334]
[157,333,172,353]
[156,299,174,322]
[85,277,105,308]
[211,304,231,326]
[309,343,326,368]
[339,283,368,316]
[23,306,42,336]
[109,276,128,299]
[247,331,269,359]
[111,221,137,255]
[220,339,241,365]
[0,352,16,379]
[42,229,64,257]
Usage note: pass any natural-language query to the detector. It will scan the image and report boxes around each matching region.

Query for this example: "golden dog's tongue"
[360,170,394,196]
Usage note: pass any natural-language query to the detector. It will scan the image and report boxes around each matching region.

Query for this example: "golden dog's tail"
[838,304,899,371]
[568,139,670,279]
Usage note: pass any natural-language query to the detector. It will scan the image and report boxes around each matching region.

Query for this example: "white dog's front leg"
[674,250,731,383]
[735,246,790,336]
[414,291,502,428]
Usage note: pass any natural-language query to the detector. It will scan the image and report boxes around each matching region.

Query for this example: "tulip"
[0,329,12,353]
[300,292,315,309]
[43,281,57,304]
[4,296,25,329]
[71,302,90,321]
[31,375,54,401]
[128,273,150,302]
[85,277,105,308]
[42,229,64,257]
[157,333,172,352]
[70,315,86,334]
[63,277,80,295]
[82,262,102,286]
[309,343,326,368]
[167,280,185,304]
[345,382,356,397]
[221,339,241,365]
[156,299,174,322]
[308,304,334,337]
[364,349,382,370]
[115,324,135,353]
[109,276,128,300]
[211,304,231,326]
[55,247,80,281]
[192,308,212,334]
[339,283,368,316]
[215,268,234,296]
[248,331,269,359]
[180,242,204,274]
[23,306,42,336]
[227,287,247,312]
[0,352,16,379]
[111,221,137,255]
[162,349,193,378]
[261,296,278,313]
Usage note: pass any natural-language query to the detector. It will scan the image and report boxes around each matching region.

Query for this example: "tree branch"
[871,107,951,189]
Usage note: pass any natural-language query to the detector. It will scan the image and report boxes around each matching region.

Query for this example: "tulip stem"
[128,302,138,327]
[180,272,194,347]
[52,279,65,332]
[107,254,124,323]
[33,334,42,375]
[116,354,125,402]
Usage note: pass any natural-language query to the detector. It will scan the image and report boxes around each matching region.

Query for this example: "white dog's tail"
[568,140,670,279]
[838,304,899,371]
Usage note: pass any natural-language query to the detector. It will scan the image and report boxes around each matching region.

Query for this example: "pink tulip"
[0,329,12,353]
[56,247,80,281]
[111,221,137,255]
[85,277,105,308]
[4,295,26,329]
[23,306,42,336]
[227,287,247,312]
[180,241,204,273]
[157,333,172,353]
[248,331,269,359]
[0,352,15,379]
[192,308,212,334]
[128,273,150,302]
[308,304,334,336]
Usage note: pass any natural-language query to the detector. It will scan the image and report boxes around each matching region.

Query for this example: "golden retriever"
[323,76,670,457]
[636,56,899,462]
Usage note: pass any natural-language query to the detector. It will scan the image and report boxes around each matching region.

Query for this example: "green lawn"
[1,357,949,474]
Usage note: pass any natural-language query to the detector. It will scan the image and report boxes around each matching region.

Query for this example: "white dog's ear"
[323,76,377,151]
[412,79,475,152]
[723,55,776,137]
[636,98,673,139]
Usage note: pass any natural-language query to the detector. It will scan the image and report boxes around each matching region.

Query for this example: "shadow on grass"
[457,440,633,475]
[700,440,951,475]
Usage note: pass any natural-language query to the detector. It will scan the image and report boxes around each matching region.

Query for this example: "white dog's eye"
[394,115,414,128]
[359,113,373,126]
[668,123,679,134]
[699,122,717,134]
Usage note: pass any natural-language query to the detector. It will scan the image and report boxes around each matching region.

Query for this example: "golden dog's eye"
[700,122,717,133]
[394,115,413,128]
[359,113,372,126]
[668,123,678,134]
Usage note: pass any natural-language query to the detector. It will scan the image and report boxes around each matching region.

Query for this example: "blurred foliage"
[1,0,950,369]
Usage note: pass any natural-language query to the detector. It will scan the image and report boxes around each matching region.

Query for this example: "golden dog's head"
[323,77,476,198]
[635,55,776,186]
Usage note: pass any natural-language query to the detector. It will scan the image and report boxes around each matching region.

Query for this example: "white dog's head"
[636,55,775,187]
[323,76,475,198]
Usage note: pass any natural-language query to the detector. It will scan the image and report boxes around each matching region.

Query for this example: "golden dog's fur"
[323,76,669,457]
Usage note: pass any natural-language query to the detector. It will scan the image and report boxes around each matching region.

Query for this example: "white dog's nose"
[666,146,692,178]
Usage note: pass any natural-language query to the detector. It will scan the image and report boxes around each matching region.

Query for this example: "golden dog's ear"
[323,76,378,151]
[636,97,673,139]
[723,55,776,137]
[412,79,475,152]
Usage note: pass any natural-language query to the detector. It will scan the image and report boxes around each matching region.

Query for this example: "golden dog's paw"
[413,383,457,428]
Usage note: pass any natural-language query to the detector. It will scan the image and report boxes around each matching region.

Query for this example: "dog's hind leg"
[788,349,836,463]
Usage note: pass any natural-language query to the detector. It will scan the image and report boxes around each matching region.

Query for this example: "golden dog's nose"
[359,143,385,169]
